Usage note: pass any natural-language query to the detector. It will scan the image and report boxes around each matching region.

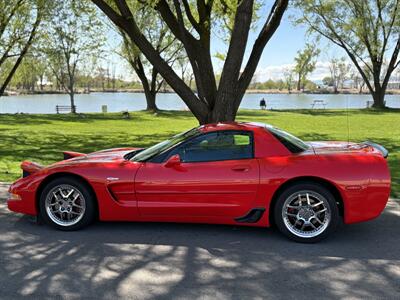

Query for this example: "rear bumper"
[344,157,391,224]
[344,187,390,224]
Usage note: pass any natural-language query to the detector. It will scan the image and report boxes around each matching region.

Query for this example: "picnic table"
[311,100,327,109]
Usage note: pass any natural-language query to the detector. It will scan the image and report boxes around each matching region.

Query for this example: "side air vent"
[235,208,266,223]
[107,182,135,203]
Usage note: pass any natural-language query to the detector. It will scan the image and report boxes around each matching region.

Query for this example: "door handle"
[232,165,250,172]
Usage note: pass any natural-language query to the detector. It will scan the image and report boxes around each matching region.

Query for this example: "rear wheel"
[39,177,96,231]
[274,182,339,243]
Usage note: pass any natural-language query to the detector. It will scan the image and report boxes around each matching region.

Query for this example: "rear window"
[267,127,309,153]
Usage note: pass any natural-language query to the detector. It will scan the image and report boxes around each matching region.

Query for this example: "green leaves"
[294,0,400,102]
[294,42,320,90]
[0,0,48,96]
[42,0,106,94]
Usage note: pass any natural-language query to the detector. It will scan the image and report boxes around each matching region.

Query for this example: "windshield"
[132,128,200,162]
[266,125,309,153]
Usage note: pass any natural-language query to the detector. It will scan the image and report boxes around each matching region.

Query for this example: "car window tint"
[181,131,253,162]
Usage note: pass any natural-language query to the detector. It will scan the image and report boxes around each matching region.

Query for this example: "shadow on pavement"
[0,199,399,299]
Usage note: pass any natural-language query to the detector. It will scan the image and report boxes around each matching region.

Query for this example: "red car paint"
[7,122,391,227]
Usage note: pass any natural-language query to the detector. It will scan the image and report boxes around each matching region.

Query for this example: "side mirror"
[164,154,181,168]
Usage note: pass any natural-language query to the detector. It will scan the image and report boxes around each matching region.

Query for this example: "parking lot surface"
[0,183,399,299]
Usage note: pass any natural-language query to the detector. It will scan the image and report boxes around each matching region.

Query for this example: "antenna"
[346,94,350,144]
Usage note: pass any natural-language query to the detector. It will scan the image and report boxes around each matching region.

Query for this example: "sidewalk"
[0,182,9,199]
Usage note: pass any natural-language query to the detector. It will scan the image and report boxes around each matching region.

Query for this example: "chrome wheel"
[45,184,86,227]
[282,190,331,239]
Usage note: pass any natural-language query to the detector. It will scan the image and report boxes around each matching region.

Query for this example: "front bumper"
[7,183,37,216]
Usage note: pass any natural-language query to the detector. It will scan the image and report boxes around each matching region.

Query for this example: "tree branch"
[237,0,288,101]
[182,0,201,33]
[0,7,42,96]
[218,0,254,94]
[92,0,209,120]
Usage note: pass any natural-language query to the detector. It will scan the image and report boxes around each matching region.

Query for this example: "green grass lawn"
[1,109,399,197]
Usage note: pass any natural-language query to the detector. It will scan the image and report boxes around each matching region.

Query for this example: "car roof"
[198,122,270,133]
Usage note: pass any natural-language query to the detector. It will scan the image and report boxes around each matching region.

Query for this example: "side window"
[179,131,253,163]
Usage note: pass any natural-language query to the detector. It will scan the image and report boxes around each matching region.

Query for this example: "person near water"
[260,98,266,110]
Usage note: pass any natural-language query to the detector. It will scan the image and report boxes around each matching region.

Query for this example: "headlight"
[7,192,21,201]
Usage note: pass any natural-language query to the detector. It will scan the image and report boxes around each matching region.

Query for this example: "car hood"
[19,147,144,178]
[56,147,142,165]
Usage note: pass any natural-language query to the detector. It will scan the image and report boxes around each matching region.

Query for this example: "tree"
[0,0,45,97]
[322,76,333,87]
[296,0,400,108]
[349,64,372,93]
[78,55,100,92]
[293,43,320,91]
[44,0,104,113]
[283,67,295,93]
[176,47,194,89]
[92,0,289,124]
[11,57,38,91]
[329,57,351,93]
[118,4,183,112]
[394,67,400,89]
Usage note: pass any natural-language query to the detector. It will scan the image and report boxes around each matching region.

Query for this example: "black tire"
[273,182,339,243]
[39,177,96,231]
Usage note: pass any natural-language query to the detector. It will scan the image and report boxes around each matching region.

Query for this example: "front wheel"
[39,177,96,231]
[274,182,339,243]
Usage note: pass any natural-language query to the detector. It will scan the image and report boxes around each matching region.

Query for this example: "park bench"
[311,100,327,109]
[56,105,77,114]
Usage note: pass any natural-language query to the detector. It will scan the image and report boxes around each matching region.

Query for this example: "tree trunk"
[145,91,158,112]
[40,75,44,91]
[69,92,76,113]
[131,57,160,113]
[92,0,288,124]
[206,88,240,124]
[371,89,386,108]
[0,56,26,97]
[207,105,236,124]
[297,74,301,91]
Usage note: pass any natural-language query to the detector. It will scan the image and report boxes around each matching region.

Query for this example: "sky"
[105,4,346,83]
[234,3,347,82]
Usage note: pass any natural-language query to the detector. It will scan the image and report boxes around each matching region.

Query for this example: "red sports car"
[7,122,391,243]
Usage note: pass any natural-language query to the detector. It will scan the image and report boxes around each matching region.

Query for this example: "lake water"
[0,92,399,114]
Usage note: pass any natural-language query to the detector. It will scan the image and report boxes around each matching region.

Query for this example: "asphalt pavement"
[0,183,399,299]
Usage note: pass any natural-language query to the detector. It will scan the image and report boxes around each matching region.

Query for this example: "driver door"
[134,130,260,218]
